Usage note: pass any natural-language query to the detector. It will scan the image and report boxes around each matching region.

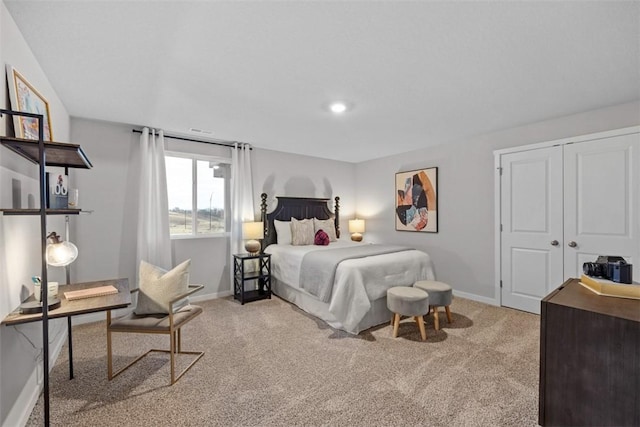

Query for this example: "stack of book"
[579,274,640,300]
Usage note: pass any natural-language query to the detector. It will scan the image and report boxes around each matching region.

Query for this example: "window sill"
[170,232,230,240]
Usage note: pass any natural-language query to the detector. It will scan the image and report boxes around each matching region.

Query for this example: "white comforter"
[265,241,435,331]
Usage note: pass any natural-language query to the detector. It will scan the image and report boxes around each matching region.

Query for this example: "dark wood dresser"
[539,278,640,426]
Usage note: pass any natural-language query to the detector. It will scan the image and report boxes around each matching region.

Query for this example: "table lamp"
[45,231,78,266]
[349,219,365,242]
[20,232,78,314]
[243,221,264,254]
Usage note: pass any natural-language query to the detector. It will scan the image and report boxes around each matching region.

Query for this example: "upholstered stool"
[413,280,453,330]
[387,286,429,341]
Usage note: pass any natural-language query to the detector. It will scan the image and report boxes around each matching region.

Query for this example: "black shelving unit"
[233,253,271,304]
[0,109,92,427]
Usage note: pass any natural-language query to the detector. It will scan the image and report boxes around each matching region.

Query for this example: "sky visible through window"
[165,156,225,211]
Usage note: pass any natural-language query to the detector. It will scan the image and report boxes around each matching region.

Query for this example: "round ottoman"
[413,280,453,330]
[387,286,429,341]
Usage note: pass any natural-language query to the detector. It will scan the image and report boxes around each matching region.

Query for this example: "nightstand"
[233,253,271,304]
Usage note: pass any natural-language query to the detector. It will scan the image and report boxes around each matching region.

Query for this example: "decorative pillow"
[274,220,292,245]
[135,259,191,315]
[291,218,315,246]
[313,218,337,242]
[314,229,330,246]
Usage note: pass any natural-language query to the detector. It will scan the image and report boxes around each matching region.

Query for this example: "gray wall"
[0,3,70,425]
[355,101,640,302]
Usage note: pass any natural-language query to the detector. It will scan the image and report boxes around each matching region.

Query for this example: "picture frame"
[6,65,53,141]
[395,167,438,233]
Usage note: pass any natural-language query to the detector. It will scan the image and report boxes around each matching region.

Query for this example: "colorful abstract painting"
[395,167,438,233]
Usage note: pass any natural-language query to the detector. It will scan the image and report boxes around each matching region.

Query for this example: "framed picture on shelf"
[6,64,53,141]
[395,167,438,233]
[46,172,68,209]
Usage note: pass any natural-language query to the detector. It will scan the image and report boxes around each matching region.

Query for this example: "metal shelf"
[0,136,92,169]
[0,208,82,216]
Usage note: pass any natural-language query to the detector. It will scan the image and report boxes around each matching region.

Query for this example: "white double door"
[499,130,639,314]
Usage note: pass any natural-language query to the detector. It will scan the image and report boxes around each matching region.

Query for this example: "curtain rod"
[132,129,251,150]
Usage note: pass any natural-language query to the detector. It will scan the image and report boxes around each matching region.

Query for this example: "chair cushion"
[110,305,203,332]
[135,259,191,315]
[387,286,429,317]
[413,280,453,306]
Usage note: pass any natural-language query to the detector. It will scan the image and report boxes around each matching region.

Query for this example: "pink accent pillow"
[314,229,330,246]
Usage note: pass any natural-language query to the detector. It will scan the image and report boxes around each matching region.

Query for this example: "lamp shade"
[348,219,365,234]
[242,221,264,240]
[243,221,264,254]
[45,232,78,267]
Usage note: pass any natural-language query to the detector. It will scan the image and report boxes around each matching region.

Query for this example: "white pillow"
[313,218,337,242]
[135,259,191,315]
[291,218,315,246]
[274,220,292,245]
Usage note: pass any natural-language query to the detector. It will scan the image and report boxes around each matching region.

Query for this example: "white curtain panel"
[230,143,255,256]
[136,128,172,271]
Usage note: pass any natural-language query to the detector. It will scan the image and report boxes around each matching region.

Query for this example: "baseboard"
[3,325,67,427]
[452,289,499,306]
[190,289,232,303]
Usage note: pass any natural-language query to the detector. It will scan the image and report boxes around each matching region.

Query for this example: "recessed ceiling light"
[329,102,348,114]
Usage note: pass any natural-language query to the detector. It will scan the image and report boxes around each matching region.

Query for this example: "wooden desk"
[539,278,640,426]
[2,279,131,378]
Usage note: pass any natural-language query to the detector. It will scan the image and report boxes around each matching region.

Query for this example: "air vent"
[189,128,213,135]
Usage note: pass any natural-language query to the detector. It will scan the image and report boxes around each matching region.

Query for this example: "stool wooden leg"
[415,316,427,341]
[392,313,400,338]
[432,306,440,330]
[391,315,395,327]
[445,305,453,324]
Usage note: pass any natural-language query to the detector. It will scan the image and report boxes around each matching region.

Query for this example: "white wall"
[252,148,356,233]
[0,2,71,425]
[355,101,640,303]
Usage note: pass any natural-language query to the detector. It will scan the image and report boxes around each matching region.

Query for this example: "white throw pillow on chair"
[135,259,191,315]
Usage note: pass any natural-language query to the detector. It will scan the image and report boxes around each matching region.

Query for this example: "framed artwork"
[395,167,438,233]
[6,65,53,141]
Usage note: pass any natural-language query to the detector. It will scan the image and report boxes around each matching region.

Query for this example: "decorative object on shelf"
[348,219,365,242]
[395,167,438,233]
[242,221,264,254]
[68,188,79,208]
[46,172,68,208]
[34,279,58,302]
[45,231,78,267]
[6,64,53,141]
[20,276,61,314]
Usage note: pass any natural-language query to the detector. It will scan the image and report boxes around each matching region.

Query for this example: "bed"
[260,193,435,334]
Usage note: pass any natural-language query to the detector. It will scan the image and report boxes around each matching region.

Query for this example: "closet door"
[563,133,640,279]
[500,147,564,314]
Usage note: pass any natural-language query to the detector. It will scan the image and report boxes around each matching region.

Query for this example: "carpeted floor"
[27,295,540,426]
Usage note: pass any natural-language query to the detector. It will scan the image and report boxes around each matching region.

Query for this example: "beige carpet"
[27,296,540,426]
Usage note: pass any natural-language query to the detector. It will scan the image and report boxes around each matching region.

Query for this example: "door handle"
[568,241,577,248]
[550,240,559,246]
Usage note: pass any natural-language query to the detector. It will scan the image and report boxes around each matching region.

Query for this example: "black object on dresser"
[539,278,640,426]
[233,253,271,304]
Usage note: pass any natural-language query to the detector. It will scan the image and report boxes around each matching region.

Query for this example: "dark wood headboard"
[260,193,340,248]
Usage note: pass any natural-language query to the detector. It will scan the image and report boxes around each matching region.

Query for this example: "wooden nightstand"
[233,253,271,304]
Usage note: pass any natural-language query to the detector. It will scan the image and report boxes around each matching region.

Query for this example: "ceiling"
[4,1,639,163]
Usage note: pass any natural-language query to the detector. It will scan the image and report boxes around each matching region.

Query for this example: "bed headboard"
[260,193,340,248]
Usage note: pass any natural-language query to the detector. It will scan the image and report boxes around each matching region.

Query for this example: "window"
[165,152,230,237]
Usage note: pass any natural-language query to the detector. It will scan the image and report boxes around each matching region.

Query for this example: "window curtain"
[230,143,255,257]
[136,127,172,270]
